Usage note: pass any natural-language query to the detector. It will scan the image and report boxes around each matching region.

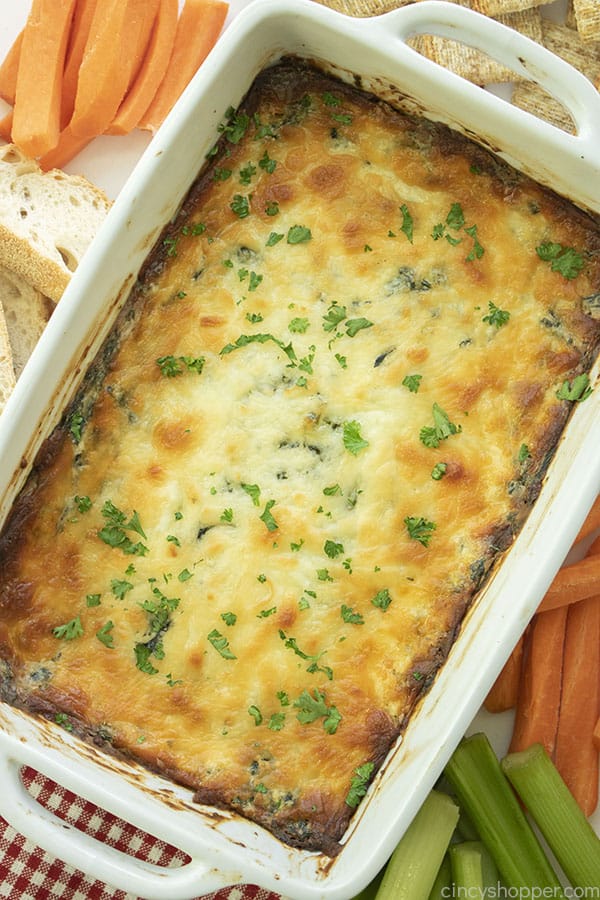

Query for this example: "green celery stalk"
[352,868,384,900]
[373,789,459,900]
[449,842,484,892]
[502,743,600,888]
[444,733,565,895]
[428,854,452,900]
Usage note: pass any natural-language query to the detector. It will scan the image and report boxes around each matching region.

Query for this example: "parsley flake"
[52,617,84,641]
[287,225,312,244]
[343,420,369,455]
[536,242,584,279]
[345,762,375,808]
[404,515,437,547]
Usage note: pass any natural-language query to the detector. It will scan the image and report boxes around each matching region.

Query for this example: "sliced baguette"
[0,143,110,302]
[0,297,16,415]
[0,266,53,379]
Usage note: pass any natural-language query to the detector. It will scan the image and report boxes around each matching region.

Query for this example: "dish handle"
[0,750,233,900]
[370,0,600,148]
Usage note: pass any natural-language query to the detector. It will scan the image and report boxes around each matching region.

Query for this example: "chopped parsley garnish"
[221,611,237,626]
[536,242,584,279]
[323,483,342,496]
[287,225,312,244]
[207,628,237,660]
[266,231,284,247]
[220,508,233,523]
[86,593,101,607]
[289,317,310,334]
[371,588,392,611]
[68,412,85,443]
[166,534,181,546]
[257,606,277,618]
[268,712,286,731]
[293,688,341,733]
[404,515,437,546]
[341,605,364,624]
[518,443,531,463]
[74,495,92,513]
[445,202,465,231]
[345,317,373,337]
[400,203,413,243]
[248,705,262,725]
[258,150,277,173]
[239,162,256,185]
[265,200,279,216]
[55,713,73,732]
[163,236,179,256]
[345,762,375,808]
[402,373,422,393]
[97,501,149,556]
[332,112,352,125]
[241,482,261,506]
[96,621,115,648]
[111,578,133,600]
[178,568,193,582]
[556,373,592,402]
[431,462,448,481]
[279,630,333,679]
[323,303,347,332]
[134,643,158,675]
[322,91,341,107]
[213,167,232,181]
[230,194,251,218]
[220,332,297,366]
[324,540,344,559]
[156,355,205,376]
[465,224,484,260]
[420,403,462,448]
[218,107,250,144]
[246,311,264,323]
[482,301,510,328]
[52,616,84,640]
[343,420,369,455]
[260,499,279,531]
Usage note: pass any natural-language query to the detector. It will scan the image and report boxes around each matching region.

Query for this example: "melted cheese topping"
[1,62,600,854]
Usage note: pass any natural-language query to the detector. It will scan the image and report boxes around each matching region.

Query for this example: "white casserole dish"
[0,1,599,897]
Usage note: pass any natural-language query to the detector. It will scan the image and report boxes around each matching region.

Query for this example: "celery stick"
[450,842,484,892]
[502,743,600,888]
[428,854,452,900]
[373,789,459,900]
[352,868,384,900]
[444,733,565,895]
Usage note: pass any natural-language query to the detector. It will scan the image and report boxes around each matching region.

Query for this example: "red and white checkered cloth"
[0,768,283,900]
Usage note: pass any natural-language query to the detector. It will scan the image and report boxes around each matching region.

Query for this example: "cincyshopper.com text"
[441,888,600,899]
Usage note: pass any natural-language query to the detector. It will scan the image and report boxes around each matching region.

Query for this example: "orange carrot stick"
[594,717,600,752]
[484,634,524,713]
[38,125,92,171]
[138,0,228,134]
[69,0,148,138]
[0,111,13,143]
[554,589,600,816]
[537,552,600,613]
[12,0,78,158]
[107,0,177,136]
[552,535,600,815]
[575,494,600,544]
[509,605,568,757]
[0,29,23,106]
[60,0,99,128]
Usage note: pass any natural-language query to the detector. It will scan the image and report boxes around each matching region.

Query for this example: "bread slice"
[0,144,111,302]
[0,266,53,379]
[0,297,16,415]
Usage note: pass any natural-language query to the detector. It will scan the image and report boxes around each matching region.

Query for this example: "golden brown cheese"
[1,61,600,855]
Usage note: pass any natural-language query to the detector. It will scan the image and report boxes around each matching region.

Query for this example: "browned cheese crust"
[1,61,600,855]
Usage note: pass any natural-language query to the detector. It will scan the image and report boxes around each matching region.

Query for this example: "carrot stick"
[0,29,23,106]
[138,0,228,134]
[594,717,600,752]
[12,0,78,158]
[60,0,99,128]
[552,536,600,815]
[0,111,13,144]
[554,589,600,816]
[484,634,524,713]
[107,0,177,136]
[38,125,92,171]
[575,494,600,544]
[509,605,568,757]
[69,0,148,139]
[537,552,600,613]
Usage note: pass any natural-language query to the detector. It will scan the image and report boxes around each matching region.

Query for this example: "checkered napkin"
[0,767,283,900]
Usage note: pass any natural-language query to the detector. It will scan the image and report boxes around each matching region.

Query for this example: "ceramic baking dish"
[0,1,599,897]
